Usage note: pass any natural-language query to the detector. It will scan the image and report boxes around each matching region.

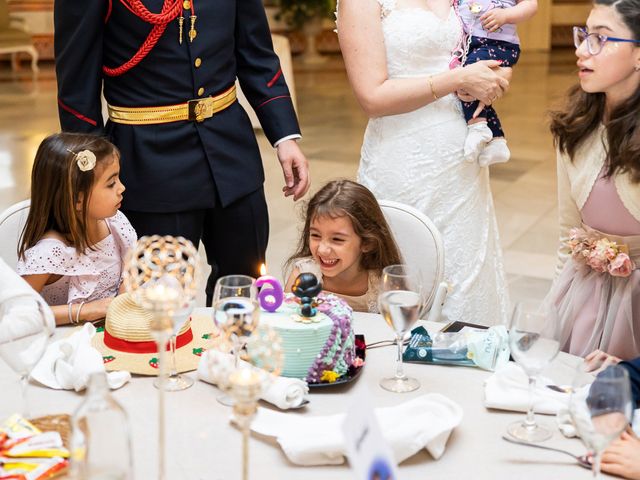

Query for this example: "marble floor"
[0,49,578,309]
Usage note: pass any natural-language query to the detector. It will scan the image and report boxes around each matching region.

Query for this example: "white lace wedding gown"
[353,0,510,325]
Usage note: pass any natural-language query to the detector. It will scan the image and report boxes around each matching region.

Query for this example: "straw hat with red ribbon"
[92,293,215,375]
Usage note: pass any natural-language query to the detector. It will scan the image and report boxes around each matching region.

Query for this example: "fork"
[366,338,410,350]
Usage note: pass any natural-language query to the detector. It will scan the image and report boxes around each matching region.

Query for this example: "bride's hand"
[459,60,509,106]
[456,89,475,102]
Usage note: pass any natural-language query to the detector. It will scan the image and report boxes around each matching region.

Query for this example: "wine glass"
[154,298,196,392]
[0,297,51,418]
[211,275,260,405]
[507,300,561,442]
[377,264,422,393]
[570,365,633,479]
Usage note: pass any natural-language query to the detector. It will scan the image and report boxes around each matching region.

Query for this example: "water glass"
[507,300,561,442]
[378,264,422,393]
[570,365,633,478]
[0,299,50,418]
[212,275,260,405]
[154,299,196,392]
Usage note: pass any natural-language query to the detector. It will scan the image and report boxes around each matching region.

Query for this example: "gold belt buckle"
[187,97,214,122]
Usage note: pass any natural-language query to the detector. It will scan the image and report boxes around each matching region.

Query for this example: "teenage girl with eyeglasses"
[546,0,640,360]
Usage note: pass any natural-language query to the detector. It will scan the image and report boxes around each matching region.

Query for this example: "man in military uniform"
[54,0,309,303]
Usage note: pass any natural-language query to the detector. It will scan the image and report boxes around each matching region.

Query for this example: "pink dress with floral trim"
[16,211,137,306]
[549,169,640,359]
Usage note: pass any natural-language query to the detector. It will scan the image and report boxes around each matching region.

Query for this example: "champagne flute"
[0,297,51,418]
[378,264,422,393]
[569,365,633,479]
[507,300,561,442]
[212,275,260,406]
[154,298,196,392]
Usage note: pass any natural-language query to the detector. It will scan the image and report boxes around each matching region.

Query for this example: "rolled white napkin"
[197,349,309,410]
[31,323,130,391]
[250,393,463,466]
[484,362,569,415]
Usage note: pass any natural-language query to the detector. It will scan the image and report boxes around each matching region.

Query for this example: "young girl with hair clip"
[17,132,136,326]
[285,180,402,313]
[548,0,640,359]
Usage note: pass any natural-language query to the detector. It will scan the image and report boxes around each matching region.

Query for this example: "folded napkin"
[484,362,570,415]
[197,349,309,410]
[31,323,130,391]
[250,393,463,466]
[0,258,55,339]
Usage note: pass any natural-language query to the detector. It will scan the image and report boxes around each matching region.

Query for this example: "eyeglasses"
[573,26,640,55]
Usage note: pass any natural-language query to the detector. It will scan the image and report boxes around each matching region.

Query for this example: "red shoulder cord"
[103,0,183,77]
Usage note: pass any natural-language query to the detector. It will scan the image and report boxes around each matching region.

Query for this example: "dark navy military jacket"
[54,0,300,212]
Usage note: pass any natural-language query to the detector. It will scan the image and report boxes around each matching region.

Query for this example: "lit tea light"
[144,282,180,303]
[230,367,261,389]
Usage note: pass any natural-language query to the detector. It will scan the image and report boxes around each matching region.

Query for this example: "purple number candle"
[256,265,284,312]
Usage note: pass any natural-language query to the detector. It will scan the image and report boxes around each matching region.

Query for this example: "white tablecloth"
[0,311,610,479]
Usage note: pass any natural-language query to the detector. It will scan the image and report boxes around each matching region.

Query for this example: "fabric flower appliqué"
[75,150,97,171]
[567,227,636,277]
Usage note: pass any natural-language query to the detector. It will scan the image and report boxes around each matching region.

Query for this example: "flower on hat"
[75,149,97,172]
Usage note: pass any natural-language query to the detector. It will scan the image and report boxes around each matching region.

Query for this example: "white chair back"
[0,199,30,268]
[379,199,448,321]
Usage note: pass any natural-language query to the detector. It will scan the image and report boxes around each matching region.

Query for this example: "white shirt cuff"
[274,134,302,147]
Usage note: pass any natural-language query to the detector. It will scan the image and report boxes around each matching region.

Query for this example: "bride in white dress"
[337,0,511,325]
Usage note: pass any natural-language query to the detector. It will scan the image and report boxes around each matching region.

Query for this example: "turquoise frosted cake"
[259,292,355,382]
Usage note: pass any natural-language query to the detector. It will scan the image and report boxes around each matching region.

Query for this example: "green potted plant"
[276,0,335,63]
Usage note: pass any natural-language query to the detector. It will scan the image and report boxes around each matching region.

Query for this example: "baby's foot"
[478,138,510,167]
[464,122,493,163]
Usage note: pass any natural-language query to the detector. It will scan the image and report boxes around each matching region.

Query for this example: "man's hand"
[480,8,510,32]
[276,139,310,201]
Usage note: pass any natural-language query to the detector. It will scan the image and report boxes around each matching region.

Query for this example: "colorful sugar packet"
[0,415,68,480]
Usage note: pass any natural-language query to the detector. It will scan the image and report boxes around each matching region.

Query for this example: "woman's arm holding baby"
[338,0,509,117]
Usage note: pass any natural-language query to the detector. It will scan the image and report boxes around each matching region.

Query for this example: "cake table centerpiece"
[254,273,365,386]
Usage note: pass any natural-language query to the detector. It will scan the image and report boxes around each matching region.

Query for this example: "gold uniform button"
[197,87,205,96]
[183,1,191,9]
[194,58,202,68]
